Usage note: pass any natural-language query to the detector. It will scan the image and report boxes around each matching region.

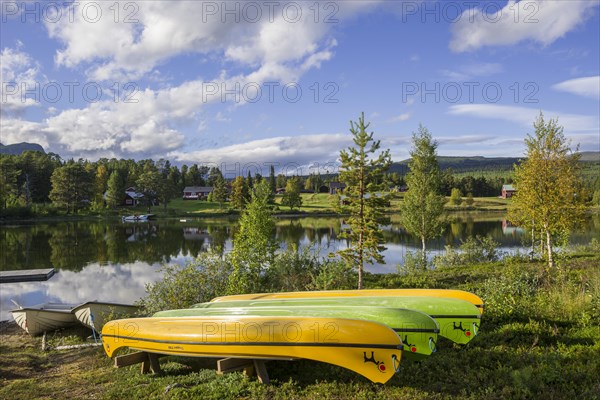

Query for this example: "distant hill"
[0,142,45,155]
[579,151,599,162]
[390,156,520,174]
[389,152,598,175]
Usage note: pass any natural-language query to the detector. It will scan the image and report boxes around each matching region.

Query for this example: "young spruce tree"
[337,112,391,289]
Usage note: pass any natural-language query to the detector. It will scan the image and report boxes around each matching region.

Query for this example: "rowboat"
[121,214,154,222]
[73,301,139,332]
[198,296,481,345]
[153,306,439,360]
[210,289,485,314]
[11,302,79,336]
[102,316,404,383]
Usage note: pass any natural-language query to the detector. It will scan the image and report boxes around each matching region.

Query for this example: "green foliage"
[0,156,21,209]
[281,177,303,210]
[105,169,126,208]
[449,188,463,205]
[337,112,392,289]
[136,166,162,207]
[400,125,446,265]
[211,174,228,208]
[262,245,322,292]
[139,252,232,315]
[508,114,587,268]
[592,189,600,207]
[397,250,429,273]
[230,176,248,210]
[228,180,278,294]
[465,192,475,206]
[433,235,501,268]
[49,161,94,213]
[308,258,357,291]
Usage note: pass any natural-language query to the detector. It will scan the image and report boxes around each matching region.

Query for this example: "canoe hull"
[153,306,439,360]
[73,302,139,332]
[200,296,481,345]
[102,316,403,384]
[11,303,79,336]
[211,289,484,314]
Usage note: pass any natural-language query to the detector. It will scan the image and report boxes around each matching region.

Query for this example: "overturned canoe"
[211,289,484,314]
[153,306,439,360]
[11,302,79,336]
[73,301,139,332]
[198,296,481,345]
[102,316,404,384]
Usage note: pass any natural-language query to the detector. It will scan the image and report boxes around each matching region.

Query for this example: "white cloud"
[0,46,43,113]
[448,104,599,133]
[450,0,597,52]
[552,76,600,99]
[441,63,503,81]
[389,113,411,122]
[169,133,350,174]
[45,1,367,82]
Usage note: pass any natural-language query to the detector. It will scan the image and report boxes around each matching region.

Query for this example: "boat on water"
[121,214,155,222]
[153,306,439,360]
[73,301,139,333]
[198,296,481,345]
[11,302,79,336]
[211,288,485,314]
[102,316,404,383]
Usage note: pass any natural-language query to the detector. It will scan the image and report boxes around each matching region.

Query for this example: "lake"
[1,213,598,321]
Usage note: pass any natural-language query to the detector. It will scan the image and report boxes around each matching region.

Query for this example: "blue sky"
[1,1,599,175]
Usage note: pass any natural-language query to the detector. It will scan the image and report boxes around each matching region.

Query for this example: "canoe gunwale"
[101,334,404,350]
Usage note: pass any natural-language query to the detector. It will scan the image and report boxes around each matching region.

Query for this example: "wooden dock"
[0,268,55,283]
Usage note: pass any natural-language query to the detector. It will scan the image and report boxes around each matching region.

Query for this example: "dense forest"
[1,147,598,217]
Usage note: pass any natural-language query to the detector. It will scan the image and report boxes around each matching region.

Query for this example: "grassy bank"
[1,252,598,399]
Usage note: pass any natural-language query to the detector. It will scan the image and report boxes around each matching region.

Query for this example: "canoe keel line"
[102,316,404,384]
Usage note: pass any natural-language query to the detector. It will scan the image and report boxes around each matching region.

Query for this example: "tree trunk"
[357,231,364,290]
[530,223,535,260]
[546,230,554,269]
[421,236,426,269]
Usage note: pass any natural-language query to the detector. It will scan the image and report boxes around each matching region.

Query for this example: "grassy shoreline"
[1,194,517,223]
[1,254,598,399]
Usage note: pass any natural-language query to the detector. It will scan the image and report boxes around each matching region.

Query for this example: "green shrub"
[139,252,232,315]
[433,235,501,268]
[397,250,429,274]
[262,245,321,292]
[479,265,542,322]
[308,259,356,291]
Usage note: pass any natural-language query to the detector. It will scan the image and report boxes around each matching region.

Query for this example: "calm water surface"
[1,213,598,320]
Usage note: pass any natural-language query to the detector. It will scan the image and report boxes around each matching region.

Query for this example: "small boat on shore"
[122,214,155,222]
[200,296,481,345]
[11,302,79,336]
[211,289,485,314]
[153,306,439,360]
[73,301,139,332]
[102,316,404,383]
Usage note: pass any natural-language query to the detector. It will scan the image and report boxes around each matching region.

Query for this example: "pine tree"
[337,112,391,289]
[400,125,445,267]
[508,114,586,268]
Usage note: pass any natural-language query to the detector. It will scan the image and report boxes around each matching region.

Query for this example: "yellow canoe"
[211,289,484,314]
[102,316,404,384]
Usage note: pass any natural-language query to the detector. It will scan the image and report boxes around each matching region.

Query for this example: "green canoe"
[153,306,439,360]
[192,296,481,345]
